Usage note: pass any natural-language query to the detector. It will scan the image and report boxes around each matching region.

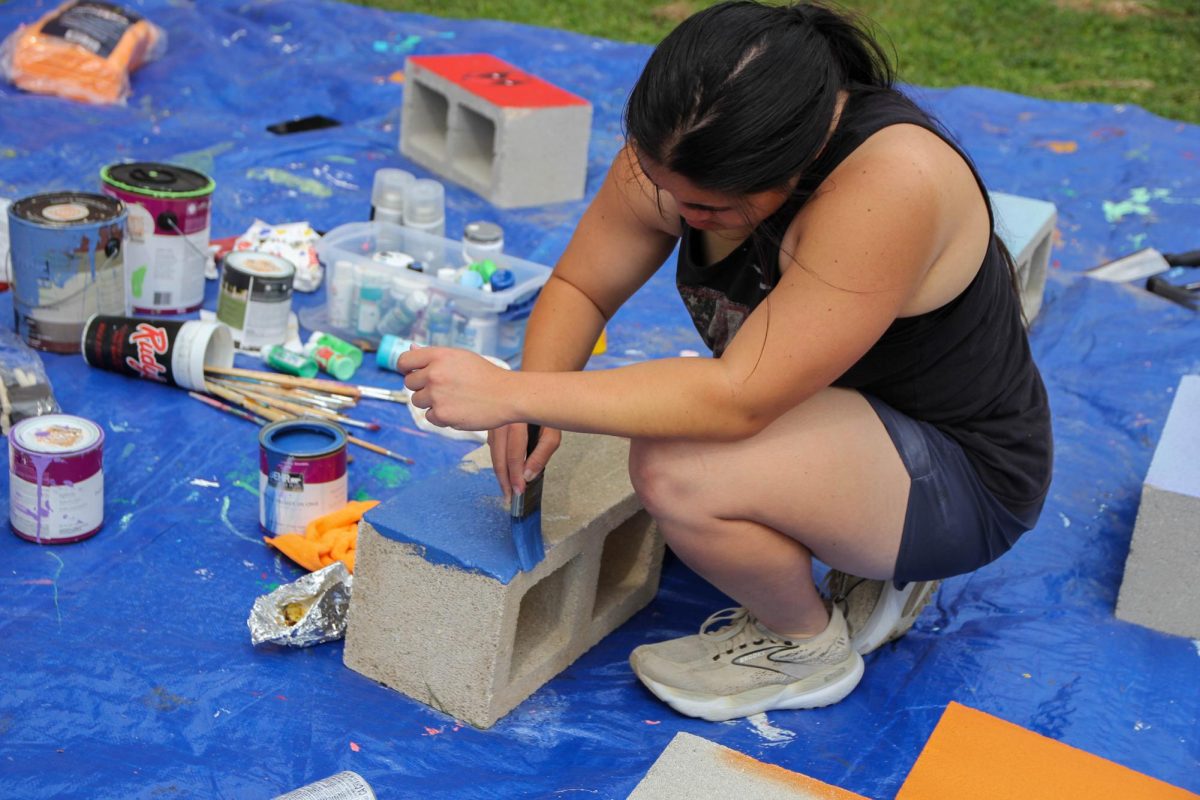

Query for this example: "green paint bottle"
[307,330,364,369]
[305,342,357,381]
[260,345,318,379]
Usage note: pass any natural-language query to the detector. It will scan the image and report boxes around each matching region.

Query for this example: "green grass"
[348,0,1200,123]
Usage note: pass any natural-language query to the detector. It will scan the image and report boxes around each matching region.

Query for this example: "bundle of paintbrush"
[193,366,415,464]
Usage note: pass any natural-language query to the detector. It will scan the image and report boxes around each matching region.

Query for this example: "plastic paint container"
[261,344,318,379]
[273,771,376,800]
[100,162,215,315]
[259,419,348,536]
[8,192,127,353]
[376,334,415,372]
[81,314,235,392]
[9,414,104,544]
[217,251,295,350]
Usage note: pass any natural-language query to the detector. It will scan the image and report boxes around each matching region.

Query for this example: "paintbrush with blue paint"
[510,424,546,571]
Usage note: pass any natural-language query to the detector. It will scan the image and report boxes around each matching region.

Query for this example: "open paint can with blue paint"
[9,414,104,544]
[259,419,348,536]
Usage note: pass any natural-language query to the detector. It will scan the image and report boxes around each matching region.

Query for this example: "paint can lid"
[10,414,103,455]
[259,419,348,458]
[101,162,216,198]
[223,250,296,280]
[11,192,125,226]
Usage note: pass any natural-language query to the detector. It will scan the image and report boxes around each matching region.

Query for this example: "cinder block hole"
[456,104,496,187]
[1026,237,1052,289]
[593,511,655,621]
[510,556,577,677]
[407,82,450,160]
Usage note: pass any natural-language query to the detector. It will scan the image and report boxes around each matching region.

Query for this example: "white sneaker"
[824,570,939,655]
[629,605,864,722]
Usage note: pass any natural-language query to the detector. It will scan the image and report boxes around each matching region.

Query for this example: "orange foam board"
[897,701,1198,800]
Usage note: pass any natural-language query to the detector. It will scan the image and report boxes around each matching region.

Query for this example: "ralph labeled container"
[100,162,215,315]
[8,192,127,352]
[9,414,105,544]
[259,420,349,536]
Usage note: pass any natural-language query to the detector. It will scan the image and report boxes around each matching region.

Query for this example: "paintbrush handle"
[205,366,362,398]
[187,391,268,425]
[205,381,292,422]
[345,434,414,464]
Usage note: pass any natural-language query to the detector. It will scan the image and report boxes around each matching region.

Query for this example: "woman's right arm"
[491,145,681,497]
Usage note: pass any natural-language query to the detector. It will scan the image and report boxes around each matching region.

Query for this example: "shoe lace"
[823,569,866,604]
[699,607,792,662]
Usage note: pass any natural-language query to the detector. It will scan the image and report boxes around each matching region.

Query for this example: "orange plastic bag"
[0,1,166,105]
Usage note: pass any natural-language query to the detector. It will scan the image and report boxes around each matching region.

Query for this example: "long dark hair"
[625,1,894,195]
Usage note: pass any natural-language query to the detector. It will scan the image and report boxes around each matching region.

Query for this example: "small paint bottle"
[305,342,357,381]
[489,268,515,293]
[356,285,383,336]
[402,178,445,238]
[370,168,414,226]
[377,335,416,372]
[306,331,364,369]
[427,299,454,346]
[462,220,503,265]
[328,261,358,330]
[261,345,318,379]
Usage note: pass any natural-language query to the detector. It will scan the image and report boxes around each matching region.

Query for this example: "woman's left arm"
[401,132,955,439]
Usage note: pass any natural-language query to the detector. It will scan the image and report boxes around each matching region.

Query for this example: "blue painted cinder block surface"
[1,0,1199,798]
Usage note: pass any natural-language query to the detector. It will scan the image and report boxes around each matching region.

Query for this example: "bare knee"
[627,438,704,523]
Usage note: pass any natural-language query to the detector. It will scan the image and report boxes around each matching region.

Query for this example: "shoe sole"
[852,580,939,656]
[635,652,866,723]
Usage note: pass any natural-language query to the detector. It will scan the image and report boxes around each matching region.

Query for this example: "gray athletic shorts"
[863,394,1043,586]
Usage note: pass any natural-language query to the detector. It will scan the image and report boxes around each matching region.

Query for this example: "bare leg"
[628,388,908,637]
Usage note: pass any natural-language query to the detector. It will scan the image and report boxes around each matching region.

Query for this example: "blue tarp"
[1,1,1197,797]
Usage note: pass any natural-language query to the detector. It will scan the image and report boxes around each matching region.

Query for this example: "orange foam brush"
[264,499,379,574]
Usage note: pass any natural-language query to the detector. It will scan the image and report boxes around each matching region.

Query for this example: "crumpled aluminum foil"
[248,562,353,647]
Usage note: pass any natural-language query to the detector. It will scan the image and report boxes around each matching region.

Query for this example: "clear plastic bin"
[302,221,551,364]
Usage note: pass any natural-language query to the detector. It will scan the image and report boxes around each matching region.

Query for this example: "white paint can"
[9,414,104,544]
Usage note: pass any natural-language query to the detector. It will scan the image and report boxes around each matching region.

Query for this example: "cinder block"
[400,53,592,208]
[627,732,870,800]
[1116,374,1200,638]
[344,432,663,728]
[991,191,1057,323]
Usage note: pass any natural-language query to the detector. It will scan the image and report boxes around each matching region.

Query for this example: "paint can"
[273,771,376,800]
[259,419,348,536]
[100,162,215,315]
[8,192,127,353]
[81,314,235,392]
[217,251,295,350]
[9,414,104,544]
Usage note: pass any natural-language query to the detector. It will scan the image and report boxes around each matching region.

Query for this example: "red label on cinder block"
[408,54,588,108]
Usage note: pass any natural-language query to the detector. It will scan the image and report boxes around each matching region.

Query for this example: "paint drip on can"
[100,162,215,315]
[259,419,348,536]
[217,251,295,350]
[8,192,127,353]
[9,414,104,544]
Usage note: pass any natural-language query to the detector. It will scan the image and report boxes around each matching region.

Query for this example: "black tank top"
[676,87,1052,517]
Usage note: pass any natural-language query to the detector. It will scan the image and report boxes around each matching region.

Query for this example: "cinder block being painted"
[627,732,870,800]
[991,191,1057,323]
[400,53,592,208]
[1116,374,1200,638]
[344,433,663,728]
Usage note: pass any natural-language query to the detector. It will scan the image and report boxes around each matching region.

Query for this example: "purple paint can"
[259,419,348,536]
[9,414,104,544]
